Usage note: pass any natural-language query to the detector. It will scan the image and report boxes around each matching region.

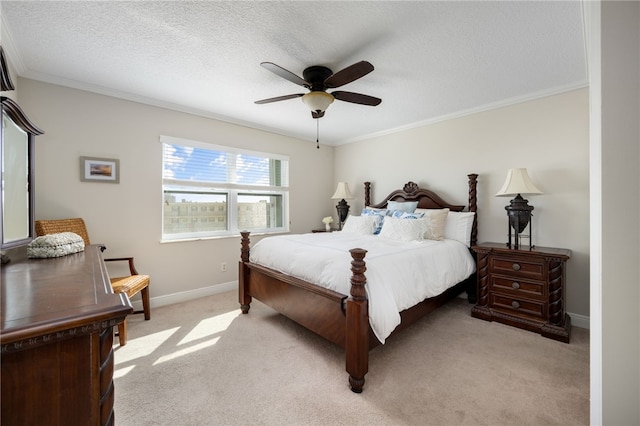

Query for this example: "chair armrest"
[104,257,139,275]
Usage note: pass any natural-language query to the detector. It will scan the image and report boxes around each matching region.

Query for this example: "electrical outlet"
[220,262,227,272]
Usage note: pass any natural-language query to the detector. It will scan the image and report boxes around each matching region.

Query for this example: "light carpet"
[113,291,589,425]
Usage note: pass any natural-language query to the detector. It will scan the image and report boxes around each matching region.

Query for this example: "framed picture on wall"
[79,156,120,184]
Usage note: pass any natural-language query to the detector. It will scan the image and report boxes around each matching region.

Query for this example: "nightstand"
[471,242,572,343]
[311,228,337,233]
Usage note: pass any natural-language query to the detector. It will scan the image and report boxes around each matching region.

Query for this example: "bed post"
[239,231,252,314]
[345,248,368,393]
[364,182,371,207]
[467,173,478,247]
[466,174,479,304]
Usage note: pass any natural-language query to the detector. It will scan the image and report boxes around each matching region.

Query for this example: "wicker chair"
[35,218,150,346]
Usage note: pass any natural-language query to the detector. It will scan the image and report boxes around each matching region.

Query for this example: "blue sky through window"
[163,144,276,186]
[164,144,227,182]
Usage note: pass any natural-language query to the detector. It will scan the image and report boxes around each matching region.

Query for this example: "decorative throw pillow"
[414,208,450,240]
[378,217,427,242]
[361,207,388,235]
[391,211,425,219]
[386,200,418,214]
[27,232,85,258]
[341,215,377,235]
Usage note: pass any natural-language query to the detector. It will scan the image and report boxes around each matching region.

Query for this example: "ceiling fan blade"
[254,93,304,104]
[323,61,374,89]
[311,110,325,119]
[332,91,381,106]
[260,62,309,88]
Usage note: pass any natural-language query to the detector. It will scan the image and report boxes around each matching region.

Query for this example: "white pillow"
[341,215,377,235]
[414,208,450,240]
[378,216,427,242]
[444,211,475,247]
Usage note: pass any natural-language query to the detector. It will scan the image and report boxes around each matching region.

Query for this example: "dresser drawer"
[489,293,546,319]
[490,256,545,280]
[490,275,546,300]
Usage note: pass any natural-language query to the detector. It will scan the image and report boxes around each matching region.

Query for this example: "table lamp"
[496,168,542,249]
[331,182,353,230]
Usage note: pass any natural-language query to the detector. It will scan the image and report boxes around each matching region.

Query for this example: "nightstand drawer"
[490,256,544,280]
[490,275,545,300]
[490,293,546,319]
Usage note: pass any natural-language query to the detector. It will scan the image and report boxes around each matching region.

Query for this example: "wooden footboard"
[239,231,370,392]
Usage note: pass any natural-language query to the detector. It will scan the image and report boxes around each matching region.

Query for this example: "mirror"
[1,97,42,250]
[1,44,44,252]
[2,110,30,245]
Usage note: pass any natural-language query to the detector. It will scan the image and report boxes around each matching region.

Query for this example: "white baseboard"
[131,282,591,330]
[129,281,237,312]
[568,311,590,329]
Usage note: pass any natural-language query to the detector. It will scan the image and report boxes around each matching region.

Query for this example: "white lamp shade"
[331,182,353,199]
[496,168,543,196]
[302,91,335,112]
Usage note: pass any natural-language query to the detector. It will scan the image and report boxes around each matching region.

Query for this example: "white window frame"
[161,135,289,242]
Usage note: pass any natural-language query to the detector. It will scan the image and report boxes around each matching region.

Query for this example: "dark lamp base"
[505,194,534,250]
[335,199,350,230]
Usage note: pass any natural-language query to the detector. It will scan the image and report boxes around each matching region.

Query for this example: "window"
[161,135,289,241]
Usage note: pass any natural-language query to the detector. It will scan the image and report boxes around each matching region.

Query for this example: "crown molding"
[343,81,589,146]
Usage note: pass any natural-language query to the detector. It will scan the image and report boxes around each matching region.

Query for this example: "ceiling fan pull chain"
[316,118,320,149]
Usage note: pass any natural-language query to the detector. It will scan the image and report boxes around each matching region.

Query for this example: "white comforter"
[249,232,475,343]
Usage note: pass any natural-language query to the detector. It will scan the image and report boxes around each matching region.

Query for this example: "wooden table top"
[1,244,132,346]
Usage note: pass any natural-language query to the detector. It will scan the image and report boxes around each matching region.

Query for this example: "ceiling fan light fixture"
[301,91,334,113]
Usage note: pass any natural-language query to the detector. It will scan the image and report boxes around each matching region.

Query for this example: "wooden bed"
[238,174,478,393]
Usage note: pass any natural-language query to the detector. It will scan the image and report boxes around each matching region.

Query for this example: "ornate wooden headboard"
[363,174,478,246]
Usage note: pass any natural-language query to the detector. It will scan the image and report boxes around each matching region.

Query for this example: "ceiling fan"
[255,61,381,118]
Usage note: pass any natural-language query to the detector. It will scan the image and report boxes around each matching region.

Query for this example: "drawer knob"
[512,263,521,271]
[511,301,520,309]
[512,282,520,289]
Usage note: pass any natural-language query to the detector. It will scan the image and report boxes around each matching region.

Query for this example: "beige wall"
[17,79,335,303]
[335,89,590,318]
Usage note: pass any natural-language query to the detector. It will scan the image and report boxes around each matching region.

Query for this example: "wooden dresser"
[471,242,571,343]
[1,245,133,425]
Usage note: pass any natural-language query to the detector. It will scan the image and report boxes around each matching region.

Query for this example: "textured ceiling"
[0,1,587,146]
